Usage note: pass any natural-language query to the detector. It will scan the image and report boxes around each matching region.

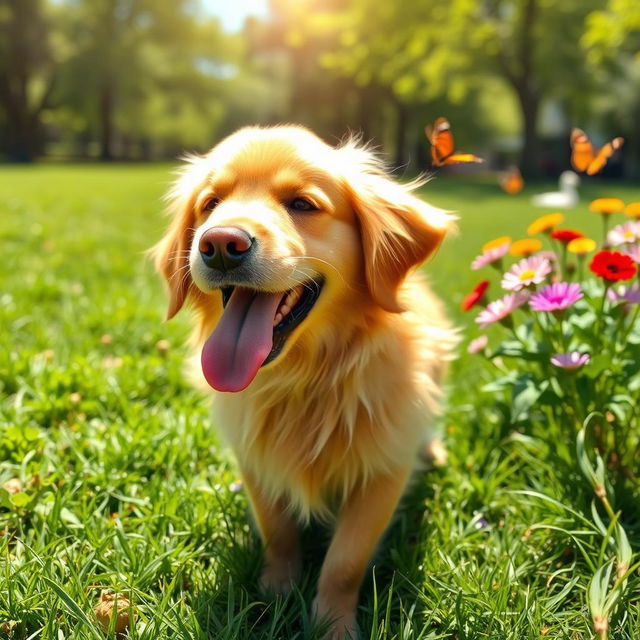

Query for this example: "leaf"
[584,353,614,379]
[42,577,103,640]
[9,491,33,508]
[511,375,548,422]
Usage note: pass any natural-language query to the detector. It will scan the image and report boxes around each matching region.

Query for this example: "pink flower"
[471,243,510,270]
[529,282,583,312]
[623,245,640,264]
[537,251,558,262]
[475,292,529,329]
[607,283,640,306]
[550,352,590,370]
[607,221,640,247]
[501,256,552,291]
[467,335,488,354]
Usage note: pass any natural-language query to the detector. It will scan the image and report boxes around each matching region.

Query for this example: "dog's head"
[154,125,452,392]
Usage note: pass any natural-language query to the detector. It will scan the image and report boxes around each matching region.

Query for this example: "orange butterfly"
[570,128,624,175]
[499,166,524,195]
[425,117,484,167]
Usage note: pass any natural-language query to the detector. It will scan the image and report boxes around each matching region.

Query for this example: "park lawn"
[1,163,639,639]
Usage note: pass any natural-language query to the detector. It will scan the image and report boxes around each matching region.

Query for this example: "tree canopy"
[0,0,637,175]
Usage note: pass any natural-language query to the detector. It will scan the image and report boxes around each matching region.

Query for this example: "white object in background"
[531,171,580,209]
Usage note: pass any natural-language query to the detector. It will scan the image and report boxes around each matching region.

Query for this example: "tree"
[57,0,242,159]
[582,0,640,175]
[0,0,59,161]
[300,0,603,176]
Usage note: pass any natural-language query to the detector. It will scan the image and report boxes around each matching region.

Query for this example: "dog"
[153,125,456,639]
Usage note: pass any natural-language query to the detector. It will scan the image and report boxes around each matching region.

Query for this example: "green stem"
[595,284,610,335]
[602,215,610,246]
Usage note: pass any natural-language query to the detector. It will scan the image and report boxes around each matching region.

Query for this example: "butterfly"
[570,128,624,175]
[425,117,484,167]
[499,166,523,195]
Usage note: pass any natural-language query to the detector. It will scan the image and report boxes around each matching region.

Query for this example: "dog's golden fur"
[154,125,456,638]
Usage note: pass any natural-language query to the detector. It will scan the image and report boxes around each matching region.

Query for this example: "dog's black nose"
[198,227,254,271]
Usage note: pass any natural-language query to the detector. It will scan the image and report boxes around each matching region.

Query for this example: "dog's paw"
[258,554,301,597]
[312,595,358,639]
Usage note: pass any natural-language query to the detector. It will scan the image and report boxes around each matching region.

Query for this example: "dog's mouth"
[200,278,324,392]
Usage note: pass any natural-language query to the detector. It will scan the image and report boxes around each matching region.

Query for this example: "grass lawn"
[1,163,639,639]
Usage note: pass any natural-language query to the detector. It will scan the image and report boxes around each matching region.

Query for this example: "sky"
[200,0,271,31]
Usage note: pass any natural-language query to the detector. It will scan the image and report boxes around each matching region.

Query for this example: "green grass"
[1,164,639,639]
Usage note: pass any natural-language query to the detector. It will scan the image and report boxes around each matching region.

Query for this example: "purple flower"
[475,292,529,329]
[607,283,640,306]
[501,256,552,291]
[529,282,583,312]
[550,352,590,370]
[229,480,243,492]
[467,335,488,354]
[471,243,510,270]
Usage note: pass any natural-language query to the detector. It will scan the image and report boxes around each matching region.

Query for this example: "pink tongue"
[201,288,283,392]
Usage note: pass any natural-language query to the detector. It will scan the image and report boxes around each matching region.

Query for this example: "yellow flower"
[482,236,511,252]
[509,238,543,256]
[567,237,596,254]
[589,198,624,214]
[527,213,564,235]
[624,202,640,218]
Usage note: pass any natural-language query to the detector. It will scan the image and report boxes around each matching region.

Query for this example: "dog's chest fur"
[210,283,454,521]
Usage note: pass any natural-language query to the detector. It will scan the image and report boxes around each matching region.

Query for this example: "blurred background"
[0,0,638,177]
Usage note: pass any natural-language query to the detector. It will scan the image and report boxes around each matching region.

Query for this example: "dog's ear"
[345,169,454,313]
[151,156,209,320]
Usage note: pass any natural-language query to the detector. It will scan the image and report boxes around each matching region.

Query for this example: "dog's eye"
[203,198,219,212]
[288,197,317,213]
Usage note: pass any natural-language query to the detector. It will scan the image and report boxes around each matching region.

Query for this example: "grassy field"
[1,163,640,639]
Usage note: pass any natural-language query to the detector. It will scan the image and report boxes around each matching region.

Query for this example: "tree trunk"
[0,0,52,162]
[515,83,540,178]
[393,99,409,169]
[99,86,114,161]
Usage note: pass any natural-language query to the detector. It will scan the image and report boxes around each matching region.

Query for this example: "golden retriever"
[153,125,456,639]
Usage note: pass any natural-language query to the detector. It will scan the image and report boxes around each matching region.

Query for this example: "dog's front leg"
[313,467,411,639]
[242,471,302,595]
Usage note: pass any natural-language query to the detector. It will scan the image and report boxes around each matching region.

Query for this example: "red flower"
[589,250,637,281]
[551,228,584,244]
[461,280,490,311]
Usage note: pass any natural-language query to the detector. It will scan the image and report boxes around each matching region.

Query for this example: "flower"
[483,236,512,252]
[567,237,596,255]
[527,213,565,235]
[467,335,488,354]
[510,238,543,256]
[461,280,490,311]
[550,352,590,370]
[607,221,640,246]
[551,228,583,244]
[471,242,510,270]
[624,202,640,218]
[537,250,558,262]
[501,256,552,291]
[530,282,583,312]
[589,250,637,281]
[589,198,625,215]
[607,283,640,305]
[475,292,529,329]
[623,245,640,264]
